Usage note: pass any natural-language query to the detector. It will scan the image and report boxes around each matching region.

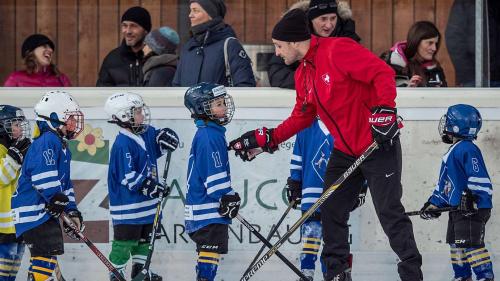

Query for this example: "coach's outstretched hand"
[228,127,277,161]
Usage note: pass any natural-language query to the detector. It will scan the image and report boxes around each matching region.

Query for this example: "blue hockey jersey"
[108,127,162,225]
[11,130,77,237]
[290,119,334,213]
[429,140,492,209]
[185,121,235,234]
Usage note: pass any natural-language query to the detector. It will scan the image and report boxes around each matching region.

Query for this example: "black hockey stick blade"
[132,150,172,281]
[240,141,379,281]
[60,213,126,281]
[243,200,295,277]
[236,214,308,280]
[405,206,457,216]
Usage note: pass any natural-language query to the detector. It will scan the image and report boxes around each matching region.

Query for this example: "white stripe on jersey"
[204,171,228,187]
[13,204,45,213]
[290,164,302,170]
[207,181,231,195]
[291,155,302,162]
[302,197,320,204]
[0,211,13,218]
[188,212,223,221]
[468,184,493,195]
[185,202,220,211]
[111,208,157,220]
[35,180,61,190]
[468,177,491,184]
[15,212,46,224]
[0,221,14,228]
[31,170,58,182]
[303,187,323,194]
[110,198,158,211]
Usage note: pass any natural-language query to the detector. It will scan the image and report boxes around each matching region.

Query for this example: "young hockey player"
[11,91,85,281]
[184,82,241,281]
[0,105,30,281]
[104,92,179,281]
[420,104,493,281]
[286,117,367,281]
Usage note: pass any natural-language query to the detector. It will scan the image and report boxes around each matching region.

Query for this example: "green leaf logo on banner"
[69,123,109,164]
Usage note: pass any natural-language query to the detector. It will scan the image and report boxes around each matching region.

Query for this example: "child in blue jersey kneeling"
[184,82,241,281]
[104,92,179,281]
[420,104,494,281]
[11,91,84,281]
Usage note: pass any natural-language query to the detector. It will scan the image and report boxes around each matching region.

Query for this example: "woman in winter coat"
[267,0,361,89]
[4,34,71,87]
[142,26,179,87]
[173,0,256,87]
[381,21,447,87]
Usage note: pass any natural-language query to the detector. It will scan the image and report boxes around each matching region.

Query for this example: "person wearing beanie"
[268,0,360,89]
[172,0,256,87]
[142,26,180,86]
[229,6,423,281]
[4,33,71,87]
[97,6,151,86]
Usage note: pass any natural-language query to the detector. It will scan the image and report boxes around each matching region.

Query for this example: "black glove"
[7,138,31,165]
[141,177,169,199]
[46,192,70,218]
[419,201,441,220]
[352,183,368,211]
[218,193,241,218]
[459,189,478,216]
[285,178,302,209]
[156,128,179,154]
[228,127,277,161]
[63,210,85,240]
[369,107,400,150]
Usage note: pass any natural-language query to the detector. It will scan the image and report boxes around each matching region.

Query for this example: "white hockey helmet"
[104,92,151,134]
[34,90,84,140]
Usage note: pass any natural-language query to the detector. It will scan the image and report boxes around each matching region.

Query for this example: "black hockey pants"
[320,138,423,281]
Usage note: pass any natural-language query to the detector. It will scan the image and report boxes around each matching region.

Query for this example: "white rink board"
[2,87,500,280]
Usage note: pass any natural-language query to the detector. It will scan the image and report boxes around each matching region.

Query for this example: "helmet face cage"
[122,105,151,134]
[63,110,85,140]
[202,94,235,125]
[1,117,31,141]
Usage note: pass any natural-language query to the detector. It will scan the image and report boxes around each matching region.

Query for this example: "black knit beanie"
[272,9,311,42]
[21,34,55,58]
[121,6,152,32]
[190,0,226,19]
[308,0,338,20]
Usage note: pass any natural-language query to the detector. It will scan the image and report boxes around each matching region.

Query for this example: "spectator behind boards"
[4,34,71,87]
[96,6,151,86]
[142,26,180,87]
[173,0,256,87]
[381,21,447,87]
[268,0,361,89]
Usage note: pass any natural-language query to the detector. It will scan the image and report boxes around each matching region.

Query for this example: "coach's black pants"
[320,139,422,281]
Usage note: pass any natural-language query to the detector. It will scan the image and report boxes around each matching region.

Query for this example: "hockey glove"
[63,210,85,240]
[352,182,368,211]
[228,127,278,161]
[369,107,400,150]
[46,192,70,218]
[218,193,241,219]
[157,128,179,154]
[459,189,478,217]
[285,178,302,209]
[419,201,441,220]
[141,177,170,199]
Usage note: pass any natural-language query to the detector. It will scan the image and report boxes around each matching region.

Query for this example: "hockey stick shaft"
[132,150,172,281]
[243,201,295,276]
[236,214,308,280]
[240,141,379,281]
[60,213,126,281]
[405,206,457,216]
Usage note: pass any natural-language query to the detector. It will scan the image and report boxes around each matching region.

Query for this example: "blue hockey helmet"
[439,104,482,143]
[0,104,30,141]
[184,82,235,125]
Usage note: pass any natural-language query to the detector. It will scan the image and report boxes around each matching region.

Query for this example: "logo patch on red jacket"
[321,73,331,85]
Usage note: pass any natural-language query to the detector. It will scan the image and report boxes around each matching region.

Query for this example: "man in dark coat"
[96,6,151,86]
[172,0,256,87]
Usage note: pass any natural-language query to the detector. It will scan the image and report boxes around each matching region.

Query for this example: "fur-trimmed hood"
[288,0,353,20]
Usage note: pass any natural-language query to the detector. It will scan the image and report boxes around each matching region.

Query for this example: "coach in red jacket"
[229,9,422,281]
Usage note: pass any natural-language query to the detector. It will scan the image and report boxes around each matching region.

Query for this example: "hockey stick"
[132,150,172,281]
[405,206,457,216]
[242,200,295,277]
[59,213,126,281]
[240,141,379,281]
[235,214,308,280]
[54,263,66,281]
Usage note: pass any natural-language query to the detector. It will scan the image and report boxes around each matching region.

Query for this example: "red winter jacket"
[4,69,71,87]
[272,35,397,156]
